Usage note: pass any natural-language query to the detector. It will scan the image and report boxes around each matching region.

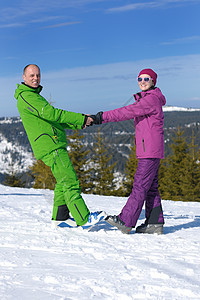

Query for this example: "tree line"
[4,127,200,202]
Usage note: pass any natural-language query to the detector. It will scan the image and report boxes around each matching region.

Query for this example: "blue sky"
[0,0,200,116]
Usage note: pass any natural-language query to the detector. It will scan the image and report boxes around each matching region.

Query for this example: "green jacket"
[15,83,85,159]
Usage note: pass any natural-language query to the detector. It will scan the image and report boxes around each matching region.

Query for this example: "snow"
[0,184,200,300]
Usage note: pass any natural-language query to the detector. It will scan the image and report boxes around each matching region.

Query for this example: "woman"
[91,68,166,234]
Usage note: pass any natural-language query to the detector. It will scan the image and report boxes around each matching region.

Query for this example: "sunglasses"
[137,77,153,82]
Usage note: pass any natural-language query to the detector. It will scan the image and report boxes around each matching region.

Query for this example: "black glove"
[90,111,103,125]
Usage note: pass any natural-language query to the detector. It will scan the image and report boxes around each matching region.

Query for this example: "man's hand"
[82,115,94,129]
[86,116,93,126]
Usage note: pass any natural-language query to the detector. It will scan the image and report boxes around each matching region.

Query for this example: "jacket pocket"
[34,133,57,144]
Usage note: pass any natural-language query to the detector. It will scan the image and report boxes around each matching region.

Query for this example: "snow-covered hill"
[0,184,200,299]
[0,132,33,174]
[163,106,200,112]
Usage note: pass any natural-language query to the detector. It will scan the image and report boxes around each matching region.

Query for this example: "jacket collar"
[133,86,157,101]
[21,82,43,93]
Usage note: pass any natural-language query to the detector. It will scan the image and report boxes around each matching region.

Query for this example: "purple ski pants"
[119,158,164,227]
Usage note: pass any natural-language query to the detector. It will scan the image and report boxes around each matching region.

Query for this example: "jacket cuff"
[81,115,87,129]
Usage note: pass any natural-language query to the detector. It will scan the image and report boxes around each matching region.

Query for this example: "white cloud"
[0,0,106,21]
[162,35,200,45]
[42,21,81,29]
[40,54,200,112]
[0,0,101,30]
[29,16,64,24]
[106,0,200,13]
[0,23,24,29]
[1,54,200,117]
[106,2,160,13]
[191,97,200,101]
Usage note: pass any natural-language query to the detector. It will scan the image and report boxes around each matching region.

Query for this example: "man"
[15,64,106,229]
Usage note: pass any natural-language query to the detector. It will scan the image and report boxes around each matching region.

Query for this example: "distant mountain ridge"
[163,106,200,112]
[0,107,199,186]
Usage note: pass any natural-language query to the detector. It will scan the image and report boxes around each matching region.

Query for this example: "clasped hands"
[83,111,103,128]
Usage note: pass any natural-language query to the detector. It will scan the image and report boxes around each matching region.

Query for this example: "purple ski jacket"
[102,87,166,159]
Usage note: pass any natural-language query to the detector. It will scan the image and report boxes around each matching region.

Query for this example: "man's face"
[23,65,41,88]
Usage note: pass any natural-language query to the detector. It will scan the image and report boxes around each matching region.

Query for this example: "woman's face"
[138,74,154,91]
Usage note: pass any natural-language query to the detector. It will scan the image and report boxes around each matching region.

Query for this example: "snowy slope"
[0,185,200,300]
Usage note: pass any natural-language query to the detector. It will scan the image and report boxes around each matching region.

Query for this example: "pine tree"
[30,159,56,190]
[162,127,192,201]
[68,130,93,193]
[122,142,138,196]
[180,131,200,202]
[4,169,25,187]
[90,128,117,195]
[3,159,25,188]
[158,158,167,197]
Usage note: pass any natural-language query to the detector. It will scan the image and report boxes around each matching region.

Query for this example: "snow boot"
[136,222,163,235]
[51,218,77,228]
[105,215,132,234]
[81,211,107,230]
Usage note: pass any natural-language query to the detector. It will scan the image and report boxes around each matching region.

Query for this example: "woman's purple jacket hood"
[102,87,166,159]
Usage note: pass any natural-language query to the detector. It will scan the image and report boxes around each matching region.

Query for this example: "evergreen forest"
[1,112,200,202]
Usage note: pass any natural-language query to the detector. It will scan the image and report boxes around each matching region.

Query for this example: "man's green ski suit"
[15,83,90,225]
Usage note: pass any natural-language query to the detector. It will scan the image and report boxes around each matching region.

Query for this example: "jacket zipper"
[142,139,145,152]
[52,126,58,140]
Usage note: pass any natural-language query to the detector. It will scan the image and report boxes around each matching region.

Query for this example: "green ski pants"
[41,148,90,225]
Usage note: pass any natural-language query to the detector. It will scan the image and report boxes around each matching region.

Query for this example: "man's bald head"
[23,64,40,75]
